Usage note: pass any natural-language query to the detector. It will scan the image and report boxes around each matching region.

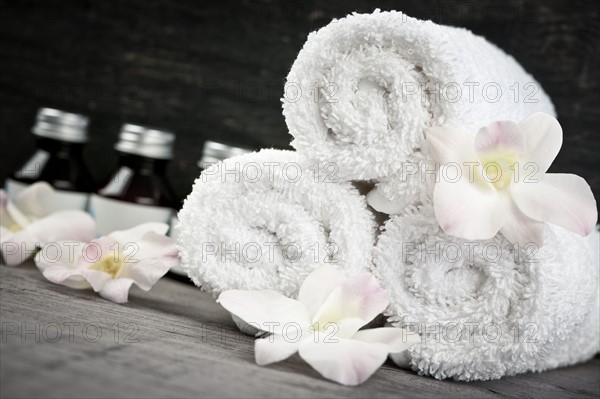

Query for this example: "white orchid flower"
[1,182,95,265]
[36,223,180,303]
[217,266,419,386]
[426,112,597,245]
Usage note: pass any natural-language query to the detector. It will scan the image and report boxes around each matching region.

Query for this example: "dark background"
[0,0,598,204]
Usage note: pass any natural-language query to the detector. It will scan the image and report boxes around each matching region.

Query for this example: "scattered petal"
[512,174,598,237]
[518,112,562,174]
[475,120,523,156]
[13,182,54,218]
[366,187,406,214]
[255,331,307,366]
[297,265,345,317]
[299,337,389,386]
[499,197,545,246]
[433,166,503,240]
[98,278,136,303]
[218,290,311,334]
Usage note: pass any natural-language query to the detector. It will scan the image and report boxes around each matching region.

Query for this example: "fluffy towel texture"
[283,10,555,186]
[374,206,598,381]
[176,149,375,298]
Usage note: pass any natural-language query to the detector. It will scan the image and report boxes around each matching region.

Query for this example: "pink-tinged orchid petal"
[298,337,389,386]
[77,236,119,269]
[426,126,477,165]
[29,210,96,244]
[366,188,406,215]
[255,330,308,366]
[1,231,38,266]
[132,230,180,262]
[475,120,523,156]
[34,223,179,303]
[218,290,311,334]
[518,112,563,174]
[352,327,421,353]
[311,273,388,337]
[297,265,345,318]
[97,278,136,303]
[35,241,107,289]
[126,257,179,291]
[498,198,545,246]
[433,166,504,240]
[512,174,598,237]
[108,222,169,243]
[5,200,31,228]
[13,182,54,218]
[114,231,179,291]
[2,211,96,266]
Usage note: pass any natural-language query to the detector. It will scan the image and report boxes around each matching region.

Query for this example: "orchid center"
[90,255,124,278]
[479,151,518,191]
[8,223,22,232]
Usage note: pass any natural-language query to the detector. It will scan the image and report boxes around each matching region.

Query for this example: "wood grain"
[1,263,598,398]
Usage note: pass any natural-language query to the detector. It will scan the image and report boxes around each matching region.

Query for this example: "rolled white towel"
[176,149,376,298]
[283,10,554,184]
[542,227,599,371]
[374,206,598,381]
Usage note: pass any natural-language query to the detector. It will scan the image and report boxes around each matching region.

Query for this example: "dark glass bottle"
[89,124,177,235]
[6,108,94,212]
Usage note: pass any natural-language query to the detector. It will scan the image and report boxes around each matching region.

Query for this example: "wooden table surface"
[1,262,599,398]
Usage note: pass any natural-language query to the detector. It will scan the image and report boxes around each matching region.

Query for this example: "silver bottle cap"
[115,124,175,160]
[32,108,90,143]
[198,140,253,167]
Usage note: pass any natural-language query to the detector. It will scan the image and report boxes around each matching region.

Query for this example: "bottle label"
[5,178,89,213]
[89,194,173,236]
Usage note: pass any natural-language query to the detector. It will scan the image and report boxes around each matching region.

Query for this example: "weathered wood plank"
[1,263,598,398]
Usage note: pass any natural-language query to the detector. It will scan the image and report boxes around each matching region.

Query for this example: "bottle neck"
[36,136,85,157]
[116,153,170,175]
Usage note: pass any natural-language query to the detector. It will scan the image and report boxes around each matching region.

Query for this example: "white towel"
[176,149,376,298]
[283,10,555,187]
[374,206,598,381]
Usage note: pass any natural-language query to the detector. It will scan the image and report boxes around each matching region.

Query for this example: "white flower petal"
[433,167,503,240]
[131,231,179,262]
[71,236,116,269]
[311,273,388,337]
[512,174,598,237]
[352,327,421,353]
[475,120,523,156]
[255,332,307,366]
[79,269,114,292]
[298,337,388,386]
[6,201,31,228]
[1,230,38,266]
[297,265,345,318]
[14,181,54,218]
[499,198,545,245]
[366,187,406,215]
[35,241,85,271]
[34,241,98,289]
[425,126,476,165]
[108,222,169,243]
[98,278,135,303]
[41,266,93,290]
[27,211,96,244]
[218,290,311,334]
[518,112,562,174]
[126,257,178,291]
